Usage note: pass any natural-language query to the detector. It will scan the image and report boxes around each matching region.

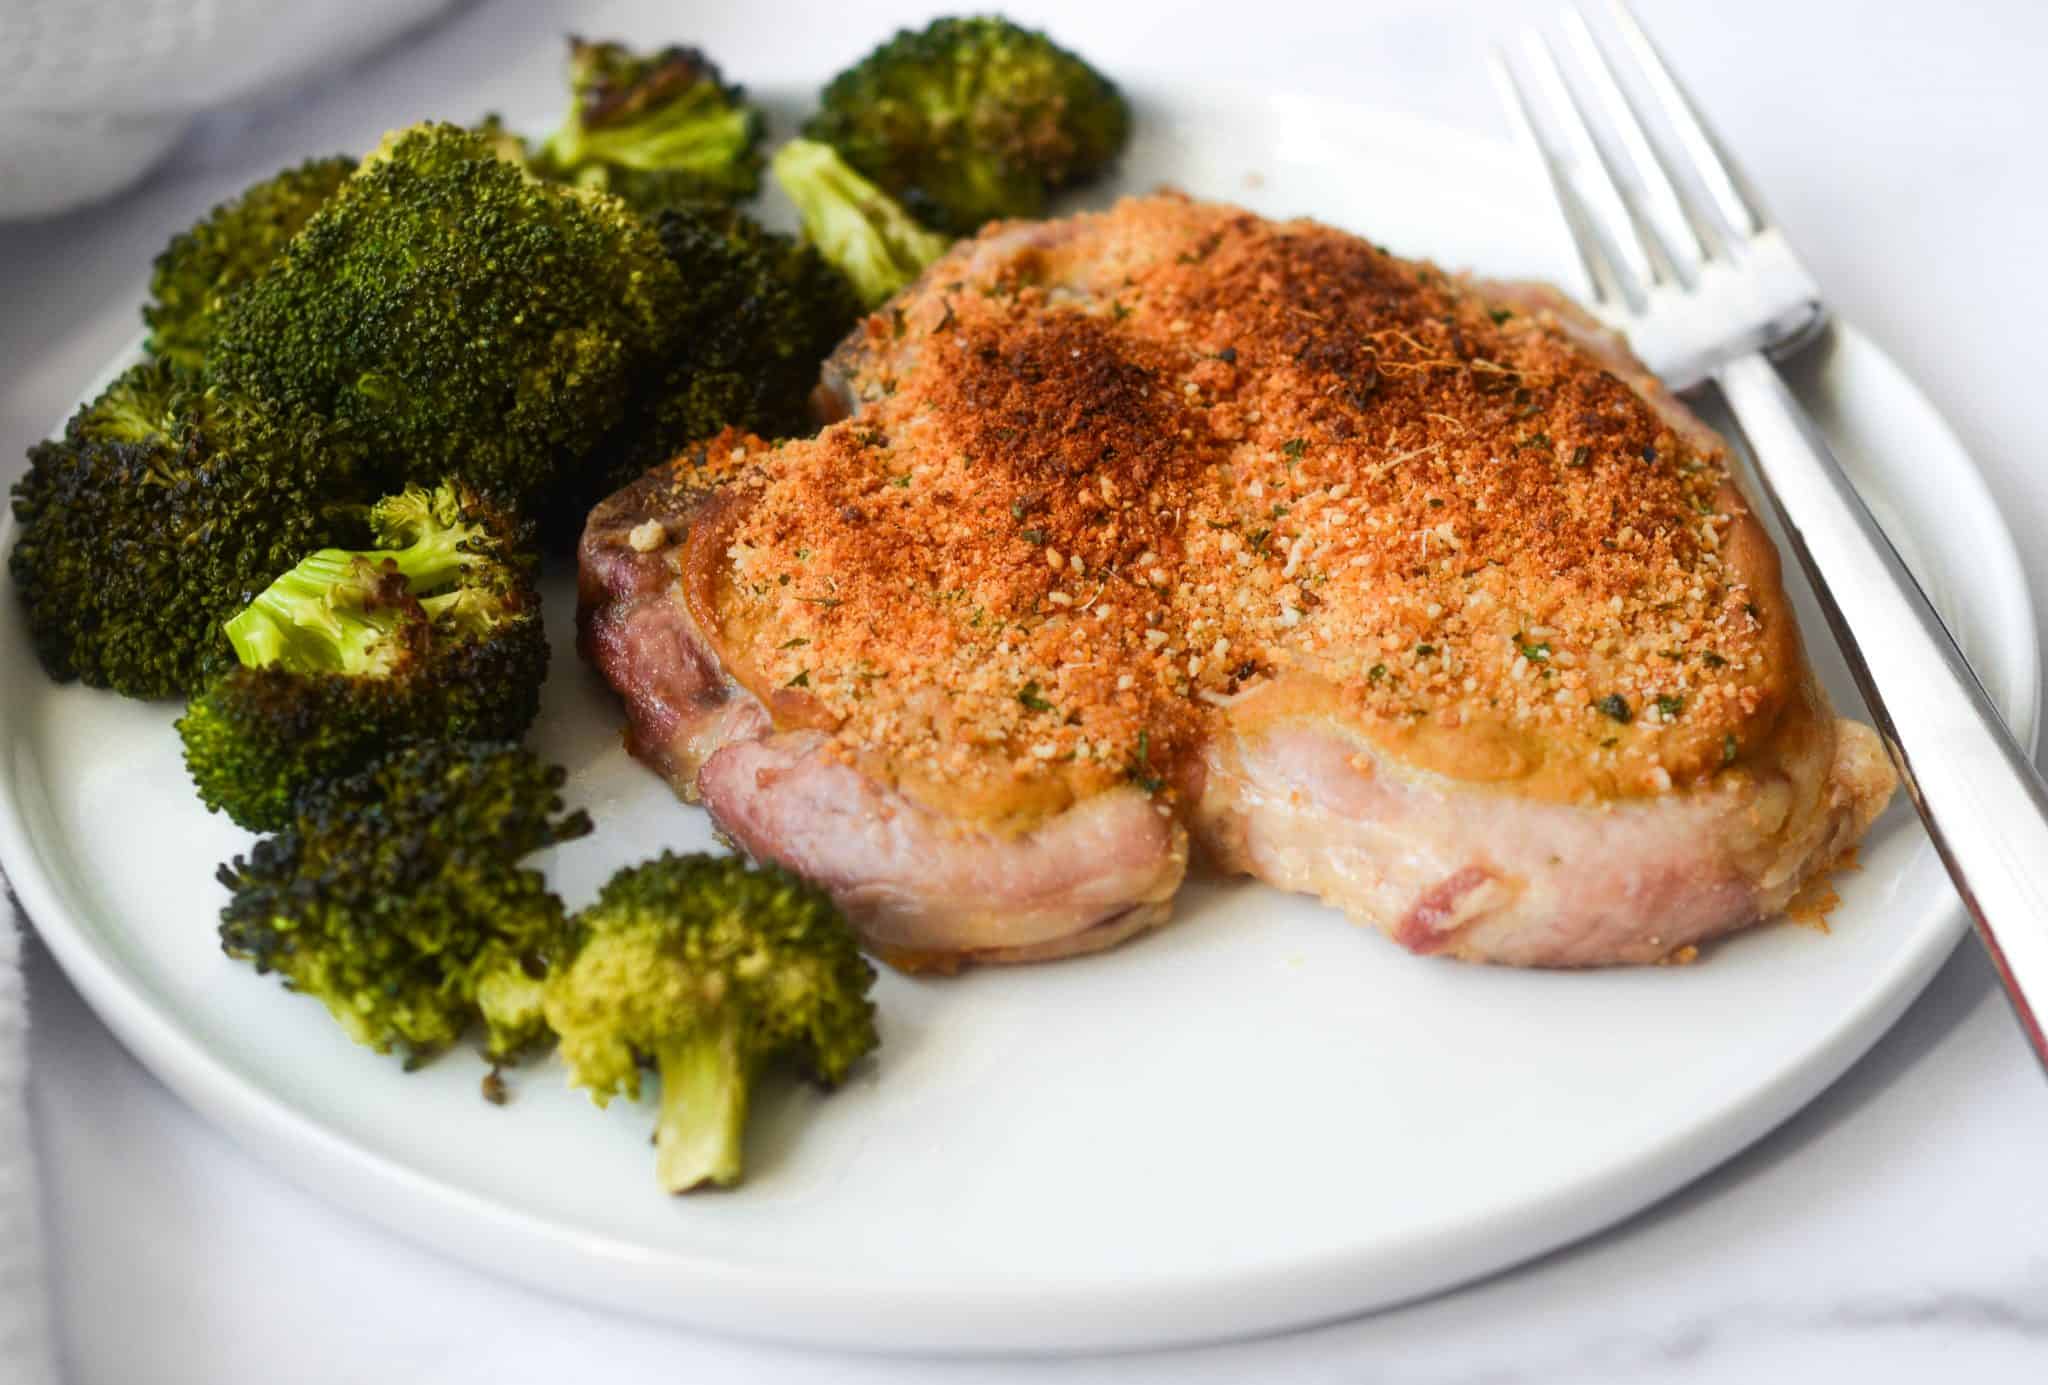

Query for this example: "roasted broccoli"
[206,122,688,508]
[51,354,190,445]
[177,482,546,831]
[9,360,367,698]
[771,138,952,308]
[588,205,862,493]
[804,16,1129,236]
[469,112,534,169]
[544,853,878,1193]
[143,155,356,372]
[535,38,764,213]
[218,741,592,1063]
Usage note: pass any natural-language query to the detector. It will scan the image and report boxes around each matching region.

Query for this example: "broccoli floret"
[469,113,535,169]
[534,38,764,213]
[206,122,688,508]
[590,205,862,492]
[9,360,367,698]
[143,156,356,372]
[804,16,1129,236]
[60,354,192,445]
[770,139,952,308]
[544,853,878,1192]
[177,482,546,831]
[218,741,592,1063]
[653,205,863,415]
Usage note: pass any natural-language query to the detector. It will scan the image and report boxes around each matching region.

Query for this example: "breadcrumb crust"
[656,195,1794,823]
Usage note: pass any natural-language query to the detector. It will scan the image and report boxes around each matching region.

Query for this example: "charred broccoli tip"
[217,741,591,1063]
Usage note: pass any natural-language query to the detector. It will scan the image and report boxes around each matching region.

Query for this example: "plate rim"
[2,87,2039,1352]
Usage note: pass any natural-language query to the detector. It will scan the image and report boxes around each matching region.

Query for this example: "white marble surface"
[6,0,2048,1379]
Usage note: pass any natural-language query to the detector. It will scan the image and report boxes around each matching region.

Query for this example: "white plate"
[0,85,2037,1354]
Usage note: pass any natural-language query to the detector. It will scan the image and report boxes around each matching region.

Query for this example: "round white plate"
[0,86,2036,1354]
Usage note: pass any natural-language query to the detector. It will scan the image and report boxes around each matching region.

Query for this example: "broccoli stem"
[225,553,406,672]
[770,139,952,307]
[551,106,756,175]
[223,528,470,672]
[654,1019,750,1192]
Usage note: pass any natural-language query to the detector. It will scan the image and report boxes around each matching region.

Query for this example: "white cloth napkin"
[0,887,54,1383]
[0,0,454,219]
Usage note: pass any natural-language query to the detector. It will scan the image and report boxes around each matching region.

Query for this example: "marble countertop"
[6,1,2047,1380]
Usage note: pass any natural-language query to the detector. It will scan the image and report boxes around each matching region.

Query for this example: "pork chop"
[579,193,1893,968]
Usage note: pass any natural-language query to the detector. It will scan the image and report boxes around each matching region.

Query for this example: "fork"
[1492,0,2048,1067]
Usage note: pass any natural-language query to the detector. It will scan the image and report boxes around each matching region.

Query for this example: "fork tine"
[1520,27,1663,297]
[1560,7,1712,271]
[1486,46,1621,307]
[1605,0,1767,235]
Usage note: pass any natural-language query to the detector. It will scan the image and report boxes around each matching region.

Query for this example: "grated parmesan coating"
[657,195,1794,821]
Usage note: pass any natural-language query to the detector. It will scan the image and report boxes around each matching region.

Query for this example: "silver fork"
[1493,0,2048,1067]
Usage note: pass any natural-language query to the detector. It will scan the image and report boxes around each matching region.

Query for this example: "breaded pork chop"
[580,193,1893,968]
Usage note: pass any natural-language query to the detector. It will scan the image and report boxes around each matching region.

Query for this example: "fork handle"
[1715,350,2048,1064]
